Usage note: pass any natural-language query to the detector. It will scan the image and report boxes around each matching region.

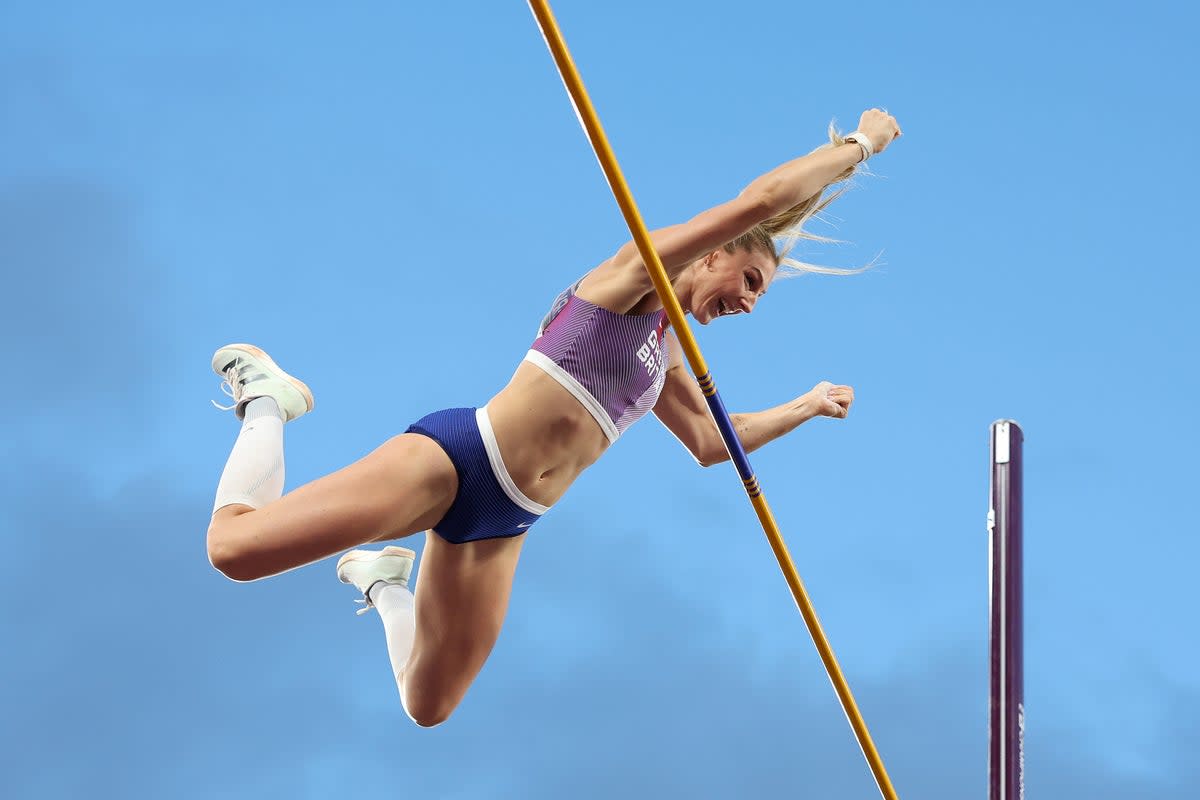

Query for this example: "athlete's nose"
[739,295,755,314]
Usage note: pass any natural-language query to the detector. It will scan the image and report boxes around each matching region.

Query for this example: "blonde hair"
[725,122,871,278]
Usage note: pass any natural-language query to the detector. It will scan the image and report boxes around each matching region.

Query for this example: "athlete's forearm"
[742,144,862,216]
[702,395,819,466]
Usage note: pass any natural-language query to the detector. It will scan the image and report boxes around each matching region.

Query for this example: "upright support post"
[988,420,1025,800]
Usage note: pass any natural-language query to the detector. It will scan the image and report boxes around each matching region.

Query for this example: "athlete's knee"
[206,519,266,583]
[400,680,459,728]
[407,702,454,729]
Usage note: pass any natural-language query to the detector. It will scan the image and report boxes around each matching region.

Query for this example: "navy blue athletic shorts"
[405,407,549,544]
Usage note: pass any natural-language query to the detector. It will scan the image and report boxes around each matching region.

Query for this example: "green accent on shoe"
[211,343,314,422]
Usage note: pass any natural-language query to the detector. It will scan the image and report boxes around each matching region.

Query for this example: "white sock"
[213,396,285,512]
[369,581,417,685]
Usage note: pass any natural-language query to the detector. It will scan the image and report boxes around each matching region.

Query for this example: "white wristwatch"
[845,130,875,163]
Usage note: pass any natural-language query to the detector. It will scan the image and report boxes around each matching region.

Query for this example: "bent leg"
[397,531,525,727]
[212,396,287,512]
[208,433,457,581]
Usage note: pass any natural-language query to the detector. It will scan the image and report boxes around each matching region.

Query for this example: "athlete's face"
[691,247,776,325]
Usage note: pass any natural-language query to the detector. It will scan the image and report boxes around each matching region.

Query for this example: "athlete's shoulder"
[572,251,653,313]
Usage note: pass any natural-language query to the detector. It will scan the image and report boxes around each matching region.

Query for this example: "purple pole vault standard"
[988,420,1024,800]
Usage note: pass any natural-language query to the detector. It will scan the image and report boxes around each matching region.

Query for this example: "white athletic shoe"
[337,546,416,615]
[211,343,314,422]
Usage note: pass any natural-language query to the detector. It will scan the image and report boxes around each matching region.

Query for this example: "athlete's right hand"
[806,380,854,420]
[855,109,902,155]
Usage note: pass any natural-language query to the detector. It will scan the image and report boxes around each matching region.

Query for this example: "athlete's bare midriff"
[484,360,613,507]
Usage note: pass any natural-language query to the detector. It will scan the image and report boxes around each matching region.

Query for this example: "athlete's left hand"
[806,381,854,419]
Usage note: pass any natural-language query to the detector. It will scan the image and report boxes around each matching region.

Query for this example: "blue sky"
[2,1,1197,797]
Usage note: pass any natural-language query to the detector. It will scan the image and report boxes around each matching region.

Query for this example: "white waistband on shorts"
[475,406,550,516]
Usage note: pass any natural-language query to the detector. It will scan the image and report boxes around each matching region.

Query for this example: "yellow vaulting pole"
[527,3,900,798]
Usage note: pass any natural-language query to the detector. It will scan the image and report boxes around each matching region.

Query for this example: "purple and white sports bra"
[525,278,669,442]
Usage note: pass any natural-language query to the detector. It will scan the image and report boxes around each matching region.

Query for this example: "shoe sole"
[213,342,315,415]
[336,545,417,584]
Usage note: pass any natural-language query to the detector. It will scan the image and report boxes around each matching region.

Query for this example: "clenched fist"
[807,381,855,419]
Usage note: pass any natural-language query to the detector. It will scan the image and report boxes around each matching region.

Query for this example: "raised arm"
[579,109,901,311]
[652,332,854,467]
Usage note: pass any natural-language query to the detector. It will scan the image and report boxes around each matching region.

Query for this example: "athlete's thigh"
[210,433,457,580]
[405,531,526,714]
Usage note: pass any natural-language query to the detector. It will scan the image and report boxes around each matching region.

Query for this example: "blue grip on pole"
[703,381,756,485]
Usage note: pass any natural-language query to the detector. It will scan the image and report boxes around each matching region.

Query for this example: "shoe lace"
[352,579,392,616]
[210,361,244,412]
[353,596,376,616]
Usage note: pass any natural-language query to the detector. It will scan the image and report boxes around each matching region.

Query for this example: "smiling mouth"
[717,299,738,317]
